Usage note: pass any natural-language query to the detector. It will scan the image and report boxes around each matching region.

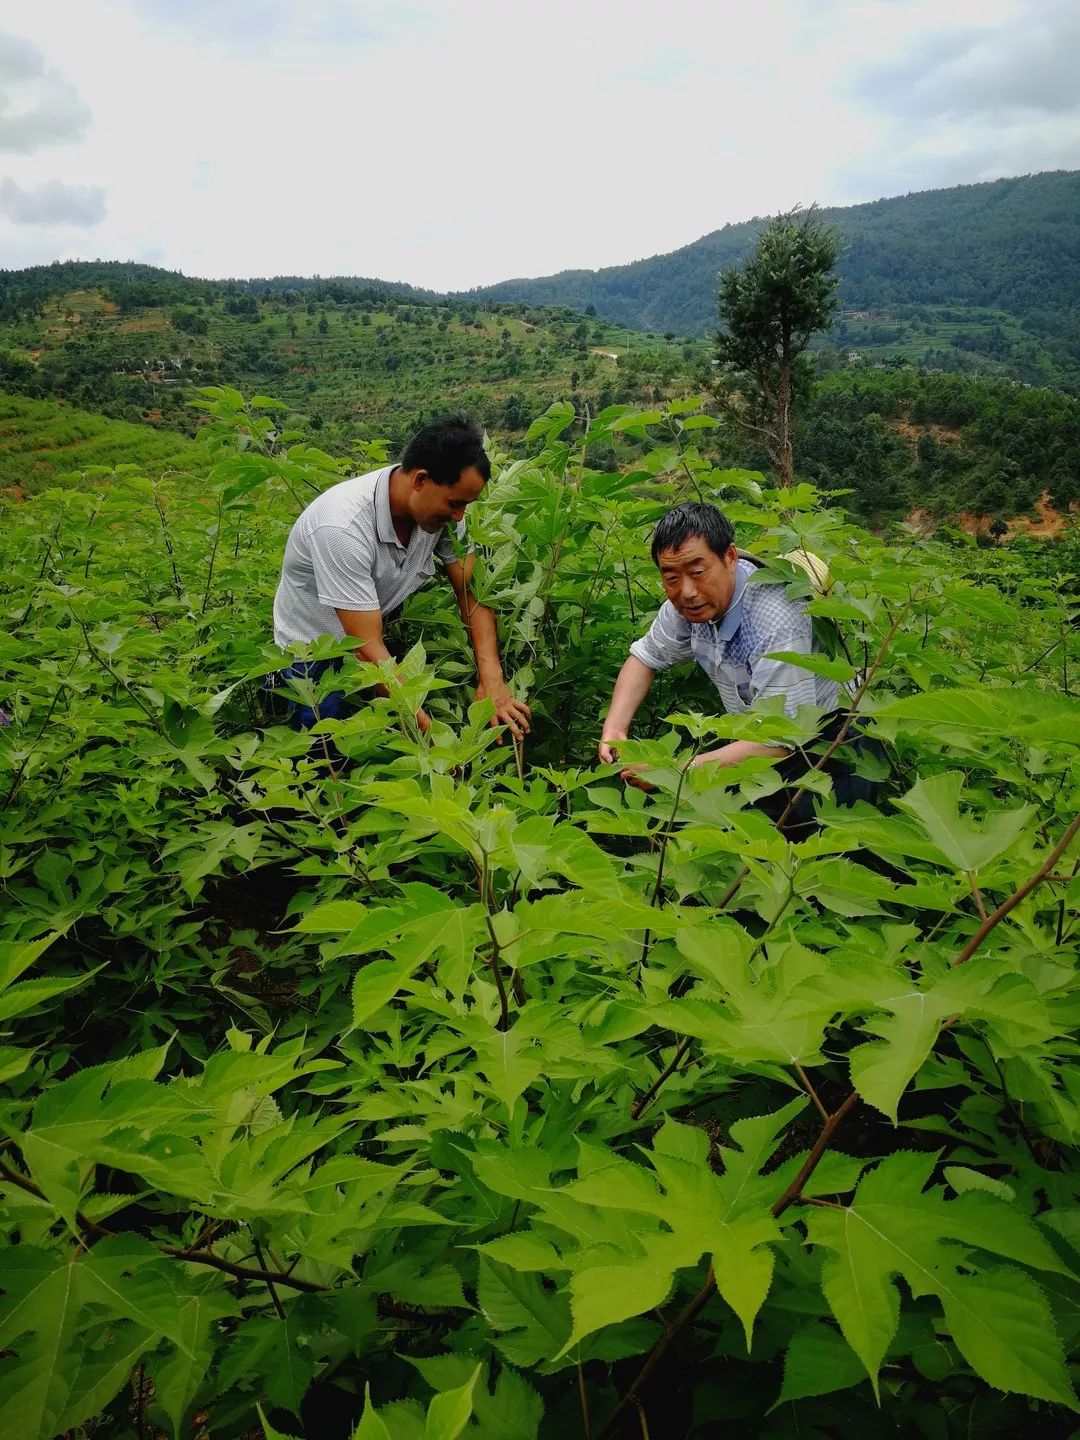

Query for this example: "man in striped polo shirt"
[599,502,862,818]
[273,414,530,742]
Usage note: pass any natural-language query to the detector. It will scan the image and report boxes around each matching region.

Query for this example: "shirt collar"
[374,466,401,549]
[709,558,752,642]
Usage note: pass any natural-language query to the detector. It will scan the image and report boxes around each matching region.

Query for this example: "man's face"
[411,465,486,534]
[656,537,738,623]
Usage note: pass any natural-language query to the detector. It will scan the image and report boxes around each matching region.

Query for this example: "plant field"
[1,389,1079,1440]
[0,392,199,493]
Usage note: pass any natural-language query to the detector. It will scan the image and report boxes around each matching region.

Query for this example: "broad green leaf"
[776,1321,868,1405]
[149,1292,228,1438]
[52,1327,154,1437]
[476,1260,570,1366]
[870,687,1080,746]
[292,899,368,932]
[944,1166,1016,1202]
[939,1268,1075,1408]
[351,957,415,1027]
[564,1233,692,1353]
[764,650,856,682]
[424,1364,481,1440]
[894,772,1032,872]
[351,1386,392,1440]
[847,963,1000,1121]
[473,1364,544,1440]
[807,1151,1076,1400]
[475,1234,567,1272]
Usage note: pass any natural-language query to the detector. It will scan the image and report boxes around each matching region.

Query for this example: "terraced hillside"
[0,391,198,494]
[0,266,705,458]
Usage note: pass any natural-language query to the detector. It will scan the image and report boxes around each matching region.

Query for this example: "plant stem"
[771,1091,861,1218]
[631,1035,693,1121]
[0,654,79,811]
[253,1238,286,1319]
[794,1062,829,1122]
[0,1157,330,1295]
[954,811,1080,965]
[480,874,512,1030]
[577,1358,591,1439]
[595,1262,715,1439]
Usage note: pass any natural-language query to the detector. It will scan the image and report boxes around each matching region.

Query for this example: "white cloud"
[0,175,106,224]
[0,0,1076,289]
[0,30,91,152]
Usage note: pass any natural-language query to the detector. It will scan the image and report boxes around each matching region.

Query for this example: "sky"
[0,0,1077,291]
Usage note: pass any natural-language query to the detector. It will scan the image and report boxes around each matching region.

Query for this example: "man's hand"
[416,708,433,736]
[597,731,627,765]
[475,683,531,744]
[599,732,658,792]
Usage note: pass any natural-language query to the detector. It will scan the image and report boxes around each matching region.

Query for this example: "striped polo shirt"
[629,558,843,720]
[273,466,464,648]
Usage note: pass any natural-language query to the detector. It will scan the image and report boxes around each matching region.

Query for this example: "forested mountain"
[472,171,1080,388]
[0,274,702,487]
[2,188,1078,528]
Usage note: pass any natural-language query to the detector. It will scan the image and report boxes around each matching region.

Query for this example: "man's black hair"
[402,413,491,487]
[650,502,735,564]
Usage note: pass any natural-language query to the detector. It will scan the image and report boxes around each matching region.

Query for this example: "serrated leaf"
[293,899,369,933]
[474,1363,544,1439]
[939,1268,1075,1408]
[424,1363,481,1440]
[806,1151,1076,1401]
[352,1385,393,1440]
[765,650,856,682]
[894,772,1032,872]
[476,1260,570,1365]
[564,1235,687,1353]
[475,1233,567,1271]
[775,1321,868,1405]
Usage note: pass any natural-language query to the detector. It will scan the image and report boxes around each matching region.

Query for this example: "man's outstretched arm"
[598,656,655,762]
[445,558,531,742]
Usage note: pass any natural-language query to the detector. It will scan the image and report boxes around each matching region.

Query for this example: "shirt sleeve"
[309,524,380,612]
[749,611,821,719]
[628,601,694,672]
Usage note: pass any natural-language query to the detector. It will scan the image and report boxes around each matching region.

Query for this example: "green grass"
[0,392,198,492]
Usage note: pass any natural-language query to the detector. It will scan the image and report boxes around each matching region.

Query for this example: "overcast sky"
[1,0,1077,291]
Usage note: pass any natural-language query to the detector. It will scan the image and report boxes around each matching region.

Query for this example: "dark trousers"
[760,712,881,835]
[267,657,349,729]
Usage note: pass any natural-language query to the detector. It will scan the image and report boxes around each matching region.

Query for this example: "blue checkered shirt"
[629,559,842,720]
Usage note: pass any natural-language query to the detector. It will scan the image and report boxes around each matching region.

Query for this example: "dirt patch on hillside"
[893,418,963,444]
[907,491,1078,539]
[1,485,26,502]
[117,314,170,334]
[1009,492,1078,538]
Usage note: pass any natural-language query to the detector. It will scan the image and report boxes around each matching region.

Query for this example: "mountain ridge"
[469,170,1080,386]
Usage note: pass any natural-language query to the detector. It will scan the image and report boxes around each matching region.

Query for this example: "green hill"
[471,171,1080,390]
[0,267,704,460]
[0,391,197,493]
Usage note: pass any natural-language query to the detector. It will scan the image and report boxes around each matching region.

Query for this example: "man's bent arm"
[445,559,531,740]
[599,656,655,761]
[335,607,431,731]
[692,740,788,768]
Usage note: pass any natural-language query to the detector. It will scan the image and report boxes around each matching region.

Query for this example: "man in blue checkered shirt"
[599,502,852,806]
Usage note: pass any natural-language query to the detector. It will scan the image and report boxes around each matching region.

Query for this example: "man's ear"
[411,469,430,490]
